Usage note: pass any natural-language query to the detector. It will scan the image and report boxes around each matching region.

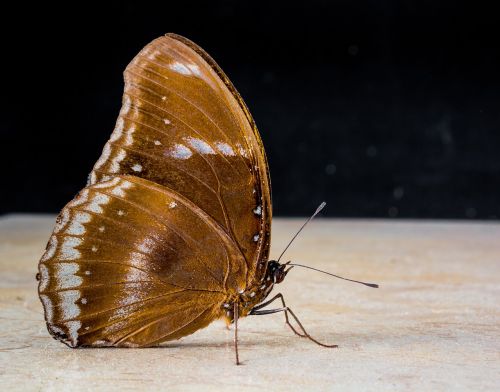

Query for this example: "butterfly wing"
[88,34,271,286]
[38,176,244,347]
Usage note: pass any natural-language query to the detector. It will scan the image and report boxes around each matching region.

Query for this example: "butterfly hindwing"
[39,176,244,347]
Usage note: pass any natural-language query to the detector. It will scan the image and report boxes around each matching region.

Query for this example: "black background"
[1,1,499,218]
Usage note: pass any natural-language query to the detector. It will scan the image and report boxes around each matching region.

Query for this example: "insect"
[37,33,377,364]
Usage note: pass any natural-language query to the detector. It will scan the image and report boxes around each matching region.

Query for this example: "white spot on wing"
[98,226,105,232]
[65,212,91,235]
[166,144,192,160]
[253,205,262,216]
[84,193,110,214]
[117,210,125,216]
[253,234,260,242]
[186,137,216,155]
[91,245,98,252]
[60,237,82,260]
[170,61,191,75]
[81,298,87,304]
[215,142,236,156]
[154,140,162,145]
[169,201,177,209]
[58,290,81,319]
[161,96,166,101]
[131,163,142,172]
[55,263,83,289]
[163,118,171,125]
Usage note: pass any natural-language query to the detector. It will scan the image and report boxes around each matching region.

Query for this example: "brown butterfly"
[38,33,377,364]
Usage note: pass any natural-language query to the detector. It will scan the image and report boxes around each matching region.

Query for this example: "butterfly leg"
[234,302,240,365]
[250,293,306,337]
[250,302,338,348]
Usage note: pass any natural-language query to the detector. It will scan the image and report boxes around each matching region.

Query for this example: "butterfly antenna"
[277,201,326,262]
[287,263,379,288]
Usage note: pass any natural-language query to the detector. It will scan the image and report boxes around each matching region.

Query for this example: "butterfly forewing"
[39,176,244,347]
[88,34,271,284]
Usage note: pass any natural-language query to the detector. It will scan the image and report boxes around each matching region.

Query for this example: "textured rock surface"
[0,215,499,391]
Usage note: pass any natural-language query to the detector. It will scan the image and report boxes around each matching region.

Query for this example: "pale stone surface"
[0,214,499,391]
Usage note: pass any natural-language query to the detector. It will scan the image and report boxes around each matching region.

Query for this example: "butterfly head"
[267,260,293,284]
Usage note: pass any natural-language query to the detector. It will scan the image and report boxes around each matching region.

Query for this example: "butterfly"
[38,33,377,364]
